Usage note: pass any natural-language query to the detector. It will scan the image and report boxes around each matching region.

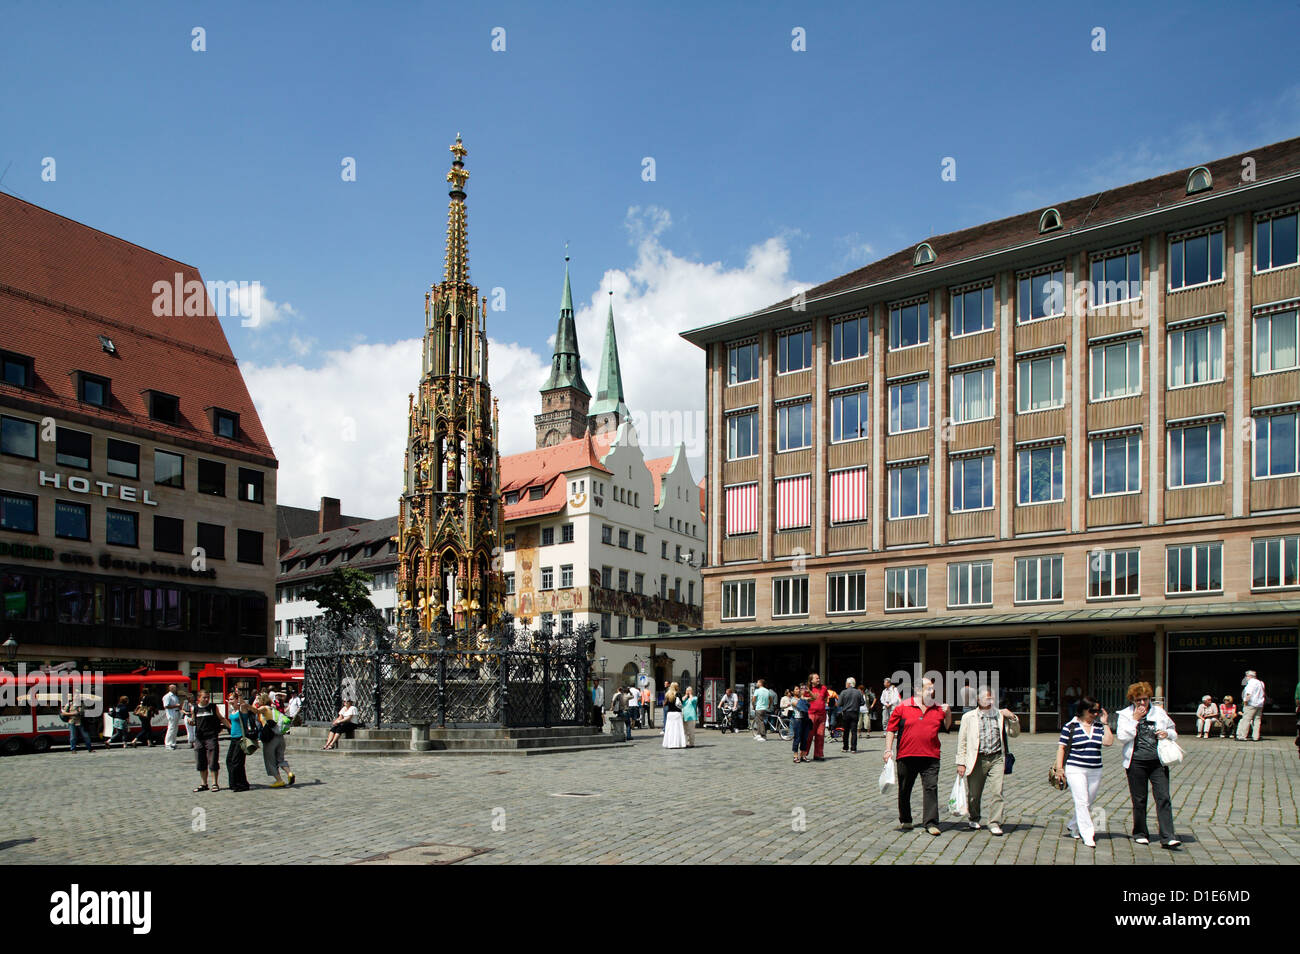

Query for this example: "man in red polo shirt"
[883,677,952,835]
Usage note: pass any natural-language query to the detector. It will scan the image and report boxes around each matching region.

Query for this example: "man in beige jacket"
[954,688,1020,836]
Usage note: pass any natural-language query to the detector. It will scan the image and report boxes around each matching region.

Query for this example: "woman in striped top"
[1054,695,1114,848]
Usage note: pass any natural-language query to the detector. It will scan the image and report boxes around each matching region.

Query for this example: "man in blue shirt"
[752,679,775,740]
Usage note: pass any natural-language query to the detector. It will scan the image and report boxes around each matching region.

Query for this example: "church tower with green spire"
[588,291,628,437]
[534,258,591,448]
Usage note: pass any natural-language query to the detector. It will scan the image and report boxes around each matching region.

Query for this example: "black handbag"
[260,721,276,743]
[1002,721,1015,774]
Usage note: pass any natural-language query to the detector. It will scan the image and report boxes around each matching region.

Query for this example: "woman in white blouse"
[323,697,358,750]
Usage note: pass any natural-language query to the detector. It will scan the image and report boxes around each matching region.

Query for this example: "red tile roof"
[0,192,276,464]
[645,454,675,506]
[500,434,611,521]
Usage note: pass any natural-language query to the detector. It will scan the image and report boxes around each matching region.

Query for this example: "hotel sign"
[38,471,159,506]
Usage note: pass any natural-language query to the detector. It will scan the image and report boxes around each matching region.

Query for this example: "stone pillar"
[1029,630,1039,735]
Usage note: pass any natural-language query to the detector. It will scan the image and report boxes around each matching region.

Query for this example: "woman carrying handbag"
[1053,695,1113,848]
[1115,682,1182,849]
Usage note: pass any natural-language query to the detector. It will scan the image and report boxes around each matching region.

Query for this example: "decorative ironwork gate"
[303,613,592,729]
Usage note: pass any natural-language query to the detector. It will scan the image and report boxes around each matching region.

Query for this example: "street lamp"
[2,636,17,665]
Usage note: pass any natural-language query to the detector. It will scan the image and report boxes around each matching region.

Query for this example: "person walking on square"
[257,700,294,787]
[132,690,158,747]
[590,680,605,731]
[641,685,652,728]
[61,692,94,753]
[1196,695,1219,739]
[162,683,182,750]
[108,695,131,748]
[681,686,699,747]
[625,685,640,736]
[1054,695,1113,849]
[955,687,1019,836]
[884,676,951,835]
[225,691,254,792]
[859,684,877,739]
[1237,670,1266,741]
[191,690,228,792]
[800,674,831,761]
[880,678,901,732]
[661,683,687,749]
[791,685,810,762]
[752,678,775,741]
[1218,695,1237,738]
[838,678,866,753]
[1116,682,1180,849]
[182,692,198,748]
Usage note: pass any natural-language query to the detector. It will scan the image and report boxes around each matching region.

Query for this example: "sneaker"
[988,824,1003,836]
[1163,839,1182,850]
[926,826,942,836]
[1083,839,1096,848]
[287,771,295,786]
[898,823,914,831]
[968,821,981,830]
[270,780,287,788]
[1133,836,1150,845]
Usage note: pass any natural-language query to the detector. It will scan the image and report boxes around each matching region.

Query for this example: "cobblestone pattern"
[0,729,1295,864]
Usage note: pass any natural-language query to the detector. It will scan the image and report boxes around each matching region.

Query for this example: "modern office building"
[618,138,1300,733]
[0,193,278,672]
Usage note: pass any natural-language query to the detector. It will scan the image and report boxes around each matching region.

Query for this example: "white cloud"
[242,209,800,517]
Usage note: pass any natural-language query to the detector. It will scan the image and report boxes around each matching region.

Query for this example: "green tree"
[301,567,375,626]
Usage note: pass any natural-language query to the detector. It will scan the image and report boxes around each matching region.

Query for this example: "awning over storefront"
[607,599,1300,650]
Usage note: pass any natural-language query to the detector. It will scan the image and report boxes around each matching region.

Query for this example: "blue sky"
[4,1,1299,513]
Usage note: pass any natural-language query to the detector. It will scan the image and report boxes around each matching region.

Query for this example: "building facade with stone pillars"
[611,138,1300,735]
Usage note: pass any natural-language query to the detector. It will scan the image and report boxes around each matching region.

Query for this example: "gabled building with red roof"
[0,192,278,675]
[502,269,705,700]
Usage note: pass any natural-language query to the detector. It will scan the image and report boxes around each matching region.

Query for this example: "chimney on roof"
[277,537,292,556]
[319,497,343,533]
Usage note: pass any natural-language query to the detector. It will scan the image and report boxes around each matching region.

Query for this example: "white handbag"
[1156,738,1185,765]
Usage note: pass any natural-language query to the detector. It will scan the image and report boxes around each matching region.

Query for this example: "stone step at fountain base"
[291,724,630,756]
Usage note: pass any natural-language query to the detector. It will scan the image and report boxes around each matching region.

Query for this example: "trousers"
[965,752,1005,824]
[1237,705,1262,740]
[1126,757,1175,842]
[896,756,940,826]
[1065,765,1103,844]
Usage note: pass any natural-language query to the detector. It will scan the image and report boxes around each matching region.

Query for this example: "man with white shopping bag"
[954,688,1019,836]
[883,677,951,836]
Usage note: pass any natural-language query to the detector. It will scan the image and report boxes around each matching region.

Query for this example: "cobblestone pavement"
[1,728,1296,864]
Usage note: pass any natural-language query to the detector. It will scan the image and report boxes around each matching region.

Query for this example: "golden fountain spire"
[444,134,470,285]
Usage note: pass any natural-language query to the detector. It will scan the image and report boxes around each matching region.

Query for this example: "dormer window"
[528,487,544,500]
[76,371,111,407]
[913,243,936,267]
[505,491,519,506]
[1039,208,1062,233]
[1186,166,1212,195]
[208,406,240,439]
[146,390,180,424]
[2,351,33,388]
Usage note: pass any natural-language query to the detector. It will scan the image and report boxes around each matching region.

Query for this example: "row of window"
[728,413,1292,531]
[0,417,266,501]
[0,349,243,439]
[275,570,397,604]
[726,313,1297,458]
[505,566,696,603]
[726,209,1300,384]
[0,571,268,636]
[719,535,1297,620]
[0,491,264,562]
[279,541,397,574]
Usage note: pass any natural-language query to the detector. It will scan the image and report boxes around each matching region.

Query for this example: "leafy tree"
[301,567,375,626]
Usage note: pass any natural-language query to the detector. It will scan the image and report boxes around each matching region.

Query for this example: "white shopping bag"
[948,776,969,817]
[878,758,897,795]
[1157,738,1185,765]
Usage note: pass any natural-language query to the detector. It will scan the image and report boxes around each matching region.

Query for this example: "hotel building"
[0,194,278,672]
[621,139,1300,733]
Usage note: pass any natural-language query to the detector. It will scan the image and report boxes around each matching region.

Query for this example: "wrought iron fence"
[303,611,593,728]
